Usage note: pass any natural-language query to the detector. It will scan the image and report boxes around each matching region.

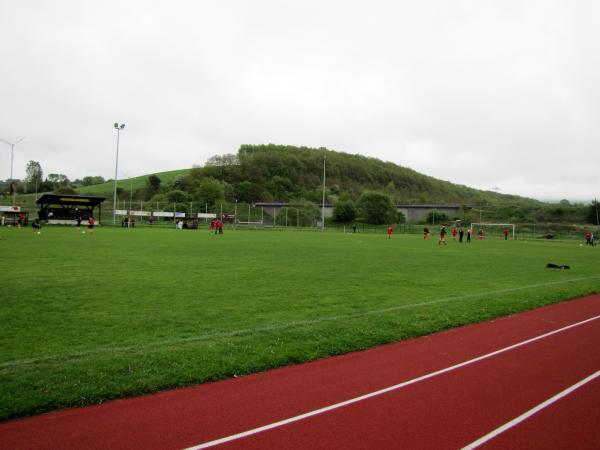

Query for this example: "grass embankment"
[0,227,598,421]
[74,168,191,196]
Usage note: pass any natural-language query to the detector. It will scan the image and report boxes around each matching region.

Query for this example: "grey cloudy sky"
[1,1,598,202]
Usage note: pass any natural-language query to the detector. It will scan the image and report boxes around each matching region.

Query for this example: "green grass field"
[1,226,599,421]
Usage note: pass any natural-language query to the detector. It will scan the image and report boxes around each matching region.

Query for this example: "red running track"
[1,294,599,450]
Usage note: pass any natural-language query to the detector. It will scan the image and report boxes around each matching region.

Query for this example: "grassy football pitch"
[1,226,599,420]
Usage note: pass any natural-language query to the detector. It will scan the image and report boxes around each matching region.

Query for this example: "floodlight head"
[114,123,119,129]
[120,124,125,129]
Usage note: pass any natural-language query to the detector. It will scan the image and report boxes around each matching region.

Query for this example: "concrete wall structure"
[255,203,466,224]
[396,204,464,223]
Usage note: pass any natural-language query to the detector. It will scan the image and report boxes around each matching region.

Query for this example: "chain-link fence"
[2,197,598,240]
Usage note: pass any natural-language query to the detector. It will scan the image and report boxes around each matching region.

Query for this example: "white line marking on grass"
[2,276,599,369]
[462,370,600,449]
[182,315,600,450]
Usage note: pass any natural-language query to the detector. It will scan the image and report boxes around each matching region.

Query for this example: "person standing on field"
[32,219,41,234]
[438,226,447,245]
[387,225,393,239]
[87,215,95,234]
[459,227,464,243]
[451,226,457,241]
[466,228,472,243]
[503,228,509,240]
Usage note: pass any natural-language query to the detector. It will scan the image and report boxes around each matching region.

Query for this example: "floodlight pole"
[321,155,326,230]
[112,123,125,225]
[128,178,133,229]
[1,137,25,206]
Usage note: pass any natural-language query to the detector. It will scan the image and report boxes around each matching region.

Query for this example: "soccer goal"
[470,223,516,240]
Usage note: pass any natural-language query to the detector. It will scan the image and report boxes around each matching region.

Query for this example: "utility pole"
[321,156,326,230]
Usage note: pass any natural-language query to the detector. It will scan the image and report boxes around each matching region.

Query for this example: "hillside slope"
[193,144,541,207]
[74,169,190,196]
[72,144,541,207]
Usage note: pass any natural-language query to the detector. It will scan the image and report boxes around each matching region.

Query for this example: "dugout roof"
[36,194,106,223]
[36,194,106,207]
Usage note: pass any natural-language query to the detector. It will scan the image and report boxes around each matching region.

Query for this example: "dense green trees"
[20,161,81,194]
[147,175,161,191]
[196,178,225,208]
[425,210,450,224]
[46,174,70,187]
[332,200,357,222]
[167,190,188,204]
[81,176,106,186]
[25,161,43,193]
[357,192,397,224]
[135,144,549,217]
[236,181,253,203]
[589,200,600,225]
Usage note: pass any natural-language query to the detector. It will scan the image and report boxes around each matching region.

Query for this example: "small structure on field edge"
[36,194,106,225]
[0,205,28,226]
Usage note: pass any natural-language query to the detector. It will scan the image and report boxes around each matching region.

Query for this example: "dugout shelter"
[36,194,106,225]
[0,206,28,226]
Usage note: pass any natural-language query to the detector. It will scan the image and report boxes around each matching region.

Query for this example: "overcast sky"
[1,1,598,202]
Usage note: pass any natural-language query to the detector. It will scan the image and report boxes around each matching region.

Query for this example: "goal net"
[470,223,515,240]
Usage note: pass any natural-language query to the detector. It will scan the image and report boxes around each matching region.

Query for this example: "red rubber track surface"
[1,294,599,450]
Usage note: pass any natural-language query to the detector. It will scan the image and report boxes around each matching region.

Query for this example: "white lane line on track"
[462,370,600,449]
[3,276,599,369]
[183,314,600,450]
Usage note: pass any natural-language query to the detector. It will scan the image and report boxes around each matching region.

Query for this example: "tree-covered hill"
[192,144,538,206]
[5,144,594,224]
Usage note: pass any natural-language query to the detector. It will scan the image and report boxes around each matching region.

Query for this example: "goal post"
[470,223,516,240]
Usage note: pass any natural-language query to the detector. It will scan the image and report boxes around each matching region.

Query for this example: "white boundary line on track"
[3,276,598,369]
[462,369,600,449]
[183,314,600,450]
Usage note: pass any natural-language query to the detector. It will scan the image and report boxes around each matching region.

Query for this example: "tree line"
[0,160,106,196]
[2,144,598,225]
